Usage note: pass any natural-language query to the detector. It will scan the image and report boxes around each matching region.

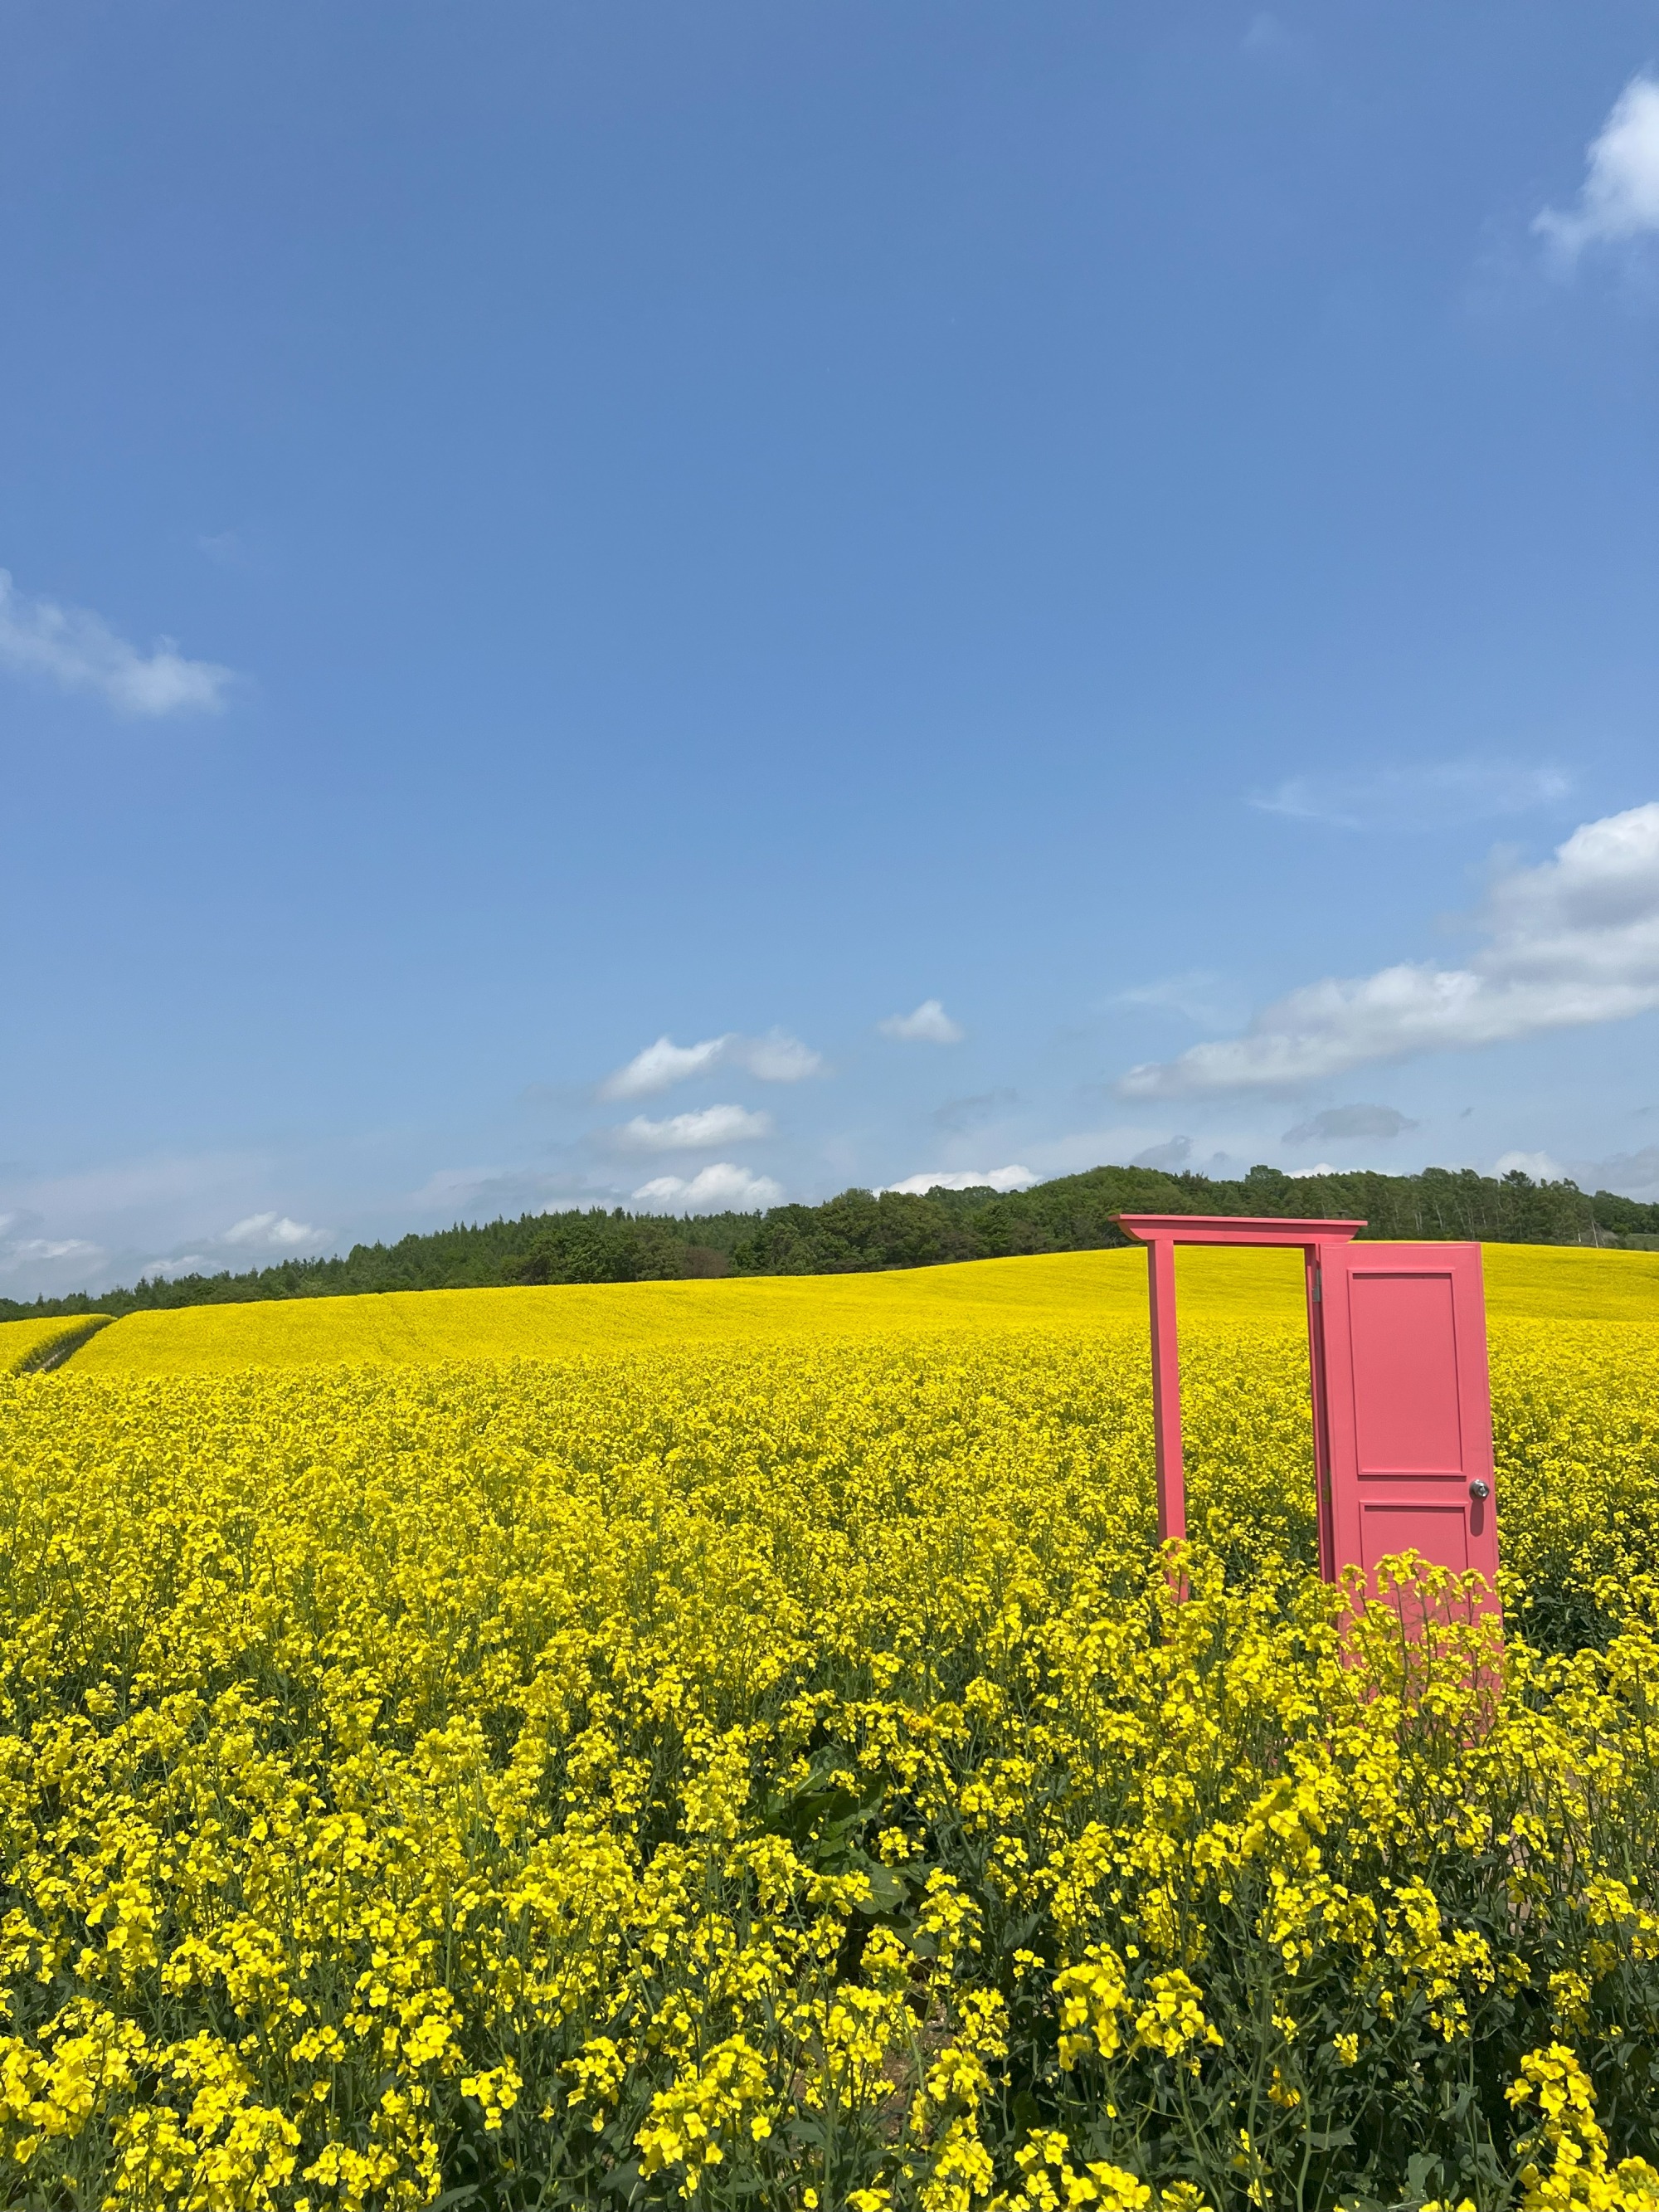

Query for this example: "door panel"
[1316,1241,1498,1611]
[1358,1502,1469,1575]
[1348,1274,1462,1474]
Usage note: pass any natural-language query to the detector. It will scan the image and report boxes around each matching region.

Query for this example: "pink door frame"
[1111,1214,1498,1605]
[1111,1213,1365,1550]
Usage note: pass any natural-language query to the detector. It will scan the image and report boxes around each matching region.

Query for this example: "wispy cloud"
[0,1154,260,1220]
[197,529,247,569]
[1242,12,1295,57]
[932,1089,1018,1132]
[0,1235,100,1273]
[1576,1144,1659,1200]
[1119,801,1659,1096]
[1282,1104,1418,1145]
[878,999,965,1045]
[1536,75,1659,263]
[611,1105,772,1152]
[406,1165,628,1220]
[881,1165,1036,1195]
[221,1211,324,1250]
[407,1166,513,1212]
[1116,972,1230,1026]
[600,1030,823,1100]
[0,1151,276,1294]
[1253,760,1571,831]
[0,568,232,717]
[631,1163,784,1211]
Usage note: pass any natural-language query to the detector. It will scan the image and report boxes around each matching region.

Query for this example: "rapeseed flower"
[0,1261,1657,2205]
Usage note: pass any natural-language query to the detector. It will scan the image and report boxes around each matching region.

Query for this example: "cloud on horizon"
[631,1162,785,1211]
[1536,75,1659,263]
[0,568,232,717]
[1495,1148,1564,1182]
[1119,802,1659,1098]
[600,1030,823,1099]
[0,1233,100,1273]
[880,1165,1036,1195]
[1579,1143,1659,1200]
[406,1164,623,1218]
[221,1211,325,1251]
[1130,1137,1193,1172]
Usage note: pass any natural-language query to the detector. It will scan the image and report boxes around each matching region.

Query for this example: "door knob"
[1469,1479,1491,1501]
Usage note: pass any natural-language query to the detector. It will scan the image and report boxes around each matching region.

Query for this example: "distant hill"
[5,1160,1656,1323]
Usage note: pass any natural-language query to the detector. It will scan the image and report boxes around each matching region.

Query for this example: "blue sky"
[6,2,1659,1294]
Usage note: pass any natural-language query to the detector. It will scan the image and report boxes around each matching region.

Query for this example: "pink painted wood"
[1111,1213,1498,1605]
[1112,1213,1365,1557]
[1315,1240,1499,1613]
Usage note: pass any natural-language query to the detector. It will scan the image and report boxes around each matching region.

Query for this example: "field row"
[4,1239,1657,1376]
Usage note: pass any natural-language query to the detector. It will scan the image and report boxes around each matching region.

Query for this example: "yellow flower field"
[0,1314,108,1375]
[2,1246,1659,2210]
[61,1239,1659,1376]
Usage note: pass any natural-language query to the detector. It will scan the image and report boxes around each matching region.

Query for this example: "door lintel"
[1112,1213,1367,1248]
[1108,1213,1369,1563]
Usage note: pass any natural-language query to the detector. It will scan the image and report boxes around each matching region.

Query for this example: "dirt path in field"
[21,1318,114,1373]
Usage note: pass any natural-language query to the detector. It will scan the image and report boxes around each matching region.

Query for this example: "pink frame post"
[1112,1213,1367,1555]
[1146,1234,1185,1544]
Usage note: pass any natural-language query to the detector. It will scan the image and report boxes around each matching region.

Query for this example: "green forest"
[5,1159,1657,1322]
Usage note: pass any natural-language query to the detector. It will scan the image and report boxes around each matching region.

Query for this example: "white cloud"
[600,1030,822,1099]
[741,1031,823,1082]
[1495,1150,1565,1182]
[630,1162,785,1211]
[611,1104,773,1152]
[1536,76,1659,261]
[221,1211,324,1250]
[1254,760,1571,831]
[601,1036,729,1099]
[0,568,232,717]
[878,999,966,1045]
[881,1165,1037,1195]
[1286,1163,1337,1180]
[1119,802,1659,1097]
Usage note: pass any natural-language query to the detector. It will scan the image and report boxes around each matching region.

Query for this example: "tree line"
[4,1159,1655,1323]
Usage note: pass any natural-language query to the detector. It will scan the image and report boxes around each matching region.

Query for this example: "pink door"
[1315,1241,1499,1607]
